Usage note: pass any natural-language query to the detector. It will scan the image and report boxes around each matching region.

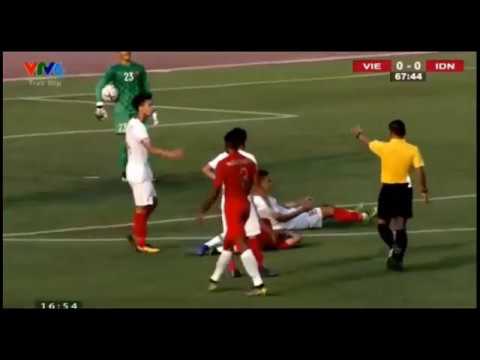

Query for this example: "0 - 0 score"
[395,61,422,71]
[390,60,426,82]
[396,61,423,71]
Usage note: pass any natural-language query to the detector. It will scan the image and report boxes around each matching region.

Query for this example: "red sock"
[249,237,264,268]
[145,205,155,220]
[333,208,363,223]
[277,241,296,250]
[132,211,147,247]
[228,257,237,273]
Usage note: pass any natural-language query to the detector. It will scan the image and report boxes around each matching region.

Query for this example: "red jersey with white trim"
[213,151,257,205]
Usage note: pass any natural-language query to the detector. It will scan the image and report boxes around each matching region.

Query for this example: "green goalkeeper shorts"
[113,104,135,134]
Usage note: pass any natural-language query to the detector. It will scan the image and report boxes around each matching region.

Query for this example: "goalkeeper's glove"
[152,111,159,126]
[95,102,108,121]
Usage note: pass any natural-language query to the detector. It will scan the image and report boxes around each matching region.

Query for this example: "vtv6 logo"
[24,62,65,77]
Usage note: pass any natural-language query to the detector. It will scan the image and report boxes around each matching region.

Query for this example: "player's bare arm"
[416,166,429,204]
[284,196,313,208]
[351,126,371,146]
[274,201,314,223]
[201,164,216,181]
[277,230,303,246]
[198,186,222,223]
[141,139,184,160]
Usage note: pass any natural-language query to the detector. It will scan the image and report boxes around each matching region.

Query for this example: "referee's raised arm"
[351,125,371,146]
[350,119,429,271]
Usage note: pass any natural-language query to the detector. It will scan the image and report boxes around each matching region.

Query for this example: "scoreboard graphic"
[352,59,465,81]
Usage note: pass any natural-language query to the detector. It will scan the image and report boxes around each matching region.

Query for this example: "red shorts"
[223,201,250,250]
[258,231,290,250]
[256,219,292,250]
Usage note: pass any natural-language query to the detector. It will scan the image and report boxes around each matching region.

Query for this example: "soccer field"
[3,52,477,308]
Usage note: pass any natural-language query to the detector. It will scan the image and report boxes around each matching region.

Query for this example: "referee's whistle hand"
[351,126,363,137]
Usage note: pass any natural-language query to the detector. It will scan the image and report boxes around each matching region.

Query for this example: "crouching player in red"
[198,129,267,296]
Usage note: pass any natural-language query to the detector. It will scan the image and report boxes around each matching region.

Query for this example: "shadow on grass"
[374,240,471,257]
[281,253,378,276]
[280,242,475,292]
[411,241,471,253]
[4,172,205,208]
[406,254,476,272]
[209,286,238,294]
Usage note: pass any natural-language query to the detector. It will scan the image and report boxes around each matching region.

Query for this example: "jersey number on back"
[124,72,134,82]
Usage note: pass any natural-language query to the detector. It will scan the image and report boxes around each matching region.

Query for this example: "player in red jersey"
[198,129,267,296]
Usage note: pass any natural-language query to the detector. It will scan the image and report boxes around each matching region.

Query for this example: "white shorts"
[129,181,157,207]
[220,196,261,238]
[282,207,323,230]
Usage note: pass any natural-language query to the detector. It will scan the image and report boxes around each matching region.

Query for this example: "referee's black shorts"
[378,183,413,219]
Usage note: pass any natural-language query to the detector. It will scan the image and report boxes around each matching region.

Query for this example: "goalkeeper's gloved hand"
[95,102,108,121]
[152,111,159,126]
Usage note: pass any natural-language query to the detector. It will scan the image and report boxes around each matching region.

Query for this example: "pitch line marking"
[2,193,475,238]
[3,73,389,101]
[2,52,437,83]
[5,97,294,117]
[4,66,475,102]
[3,100,297,139]
[337,193,477,207]
[3,116,294,140]
[2,227,476,243]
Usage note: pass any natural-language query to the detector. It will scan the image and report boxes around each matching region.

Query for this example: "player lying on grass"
[251,169,377,249]
[198,129,267,296]
[197,169,377,253]
[95,51,159,182]
[196,128,277,278]
[125,93,183,254]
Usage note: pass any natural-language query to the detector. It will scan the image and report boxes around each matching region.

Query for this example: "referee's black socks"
[377,223,394,248]
[395,229,408,260]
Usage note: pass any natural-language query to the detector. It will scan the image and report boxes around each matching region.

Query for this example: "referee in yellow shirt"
[351,120,429,271]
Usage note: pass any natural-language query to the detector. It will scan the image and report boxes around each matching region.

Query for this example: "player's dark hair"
[224,128,245,150]
[389,119,406,137]
[231,127,247,145]
[132,92,153,111]
[258,169,270,179]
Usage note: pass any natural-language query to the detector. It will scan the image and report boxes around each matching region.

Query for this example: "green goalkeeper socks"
[119,142,128,171]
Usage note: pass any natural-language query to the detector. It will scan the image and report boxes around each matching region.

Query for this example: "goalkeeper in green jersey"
[95,52,159,181]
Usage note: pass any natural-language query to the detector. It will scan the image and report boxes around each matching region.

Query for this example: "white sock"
[205,235,223,248]
[240,249,263,287]
[216,246,224,253]
[210,250,232,282]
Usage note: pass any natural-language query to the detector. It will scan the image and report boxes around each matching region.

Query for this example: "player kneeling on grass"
[252,169,377,250]
[196,127,277,278]
[126,92,184,254]
[198,129,267,296]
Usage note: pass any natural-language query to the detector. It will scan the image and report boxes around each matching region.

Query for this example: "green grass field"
[3,52,477,308]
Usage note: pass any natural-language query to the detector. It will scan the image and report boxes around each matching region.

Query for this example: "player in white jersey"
[196,128,277,277]
[125,93,184,254]
[252,169,377,250]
